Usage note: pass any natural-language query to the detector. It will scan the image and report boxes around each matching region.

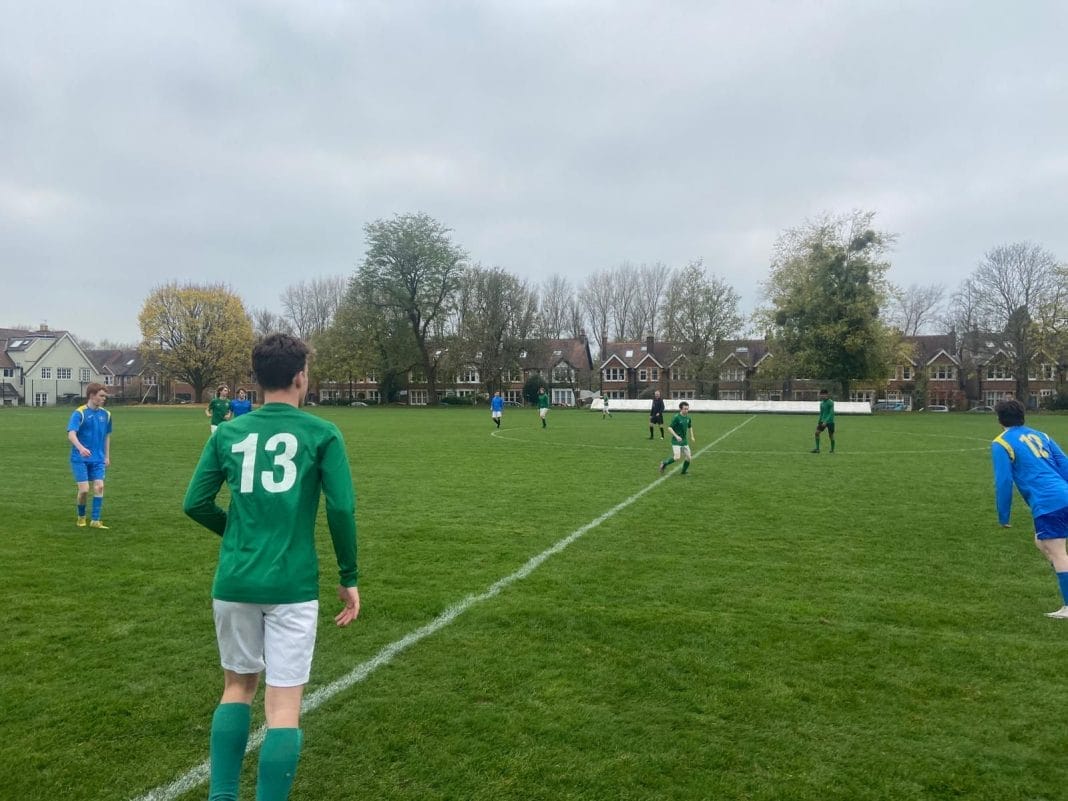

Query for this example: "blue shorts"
[1034,506,1068,540]
[71,461,106,483]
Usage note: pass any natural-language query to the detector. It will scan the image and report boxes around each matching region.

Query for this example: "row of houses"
[1,325,1057,410]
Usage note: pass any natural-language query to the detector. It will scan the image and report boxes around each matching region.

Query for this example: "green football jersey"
[208,397,231,425]
[537,393,550,409]
[669,413,692,446]
[819,397,835,424]
[183,403,358,604]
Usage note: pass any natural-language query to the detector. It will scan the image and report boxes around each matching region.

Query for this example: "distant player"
[230,388,252,418]
[649,390,665,440]
[67,383,112,529]
[183,333,360,801]
[991,398,1068,619]
[602,395,611,420]
[206,385,232,435]
[538,387,549,429]
[659,401,695,475]
[490,390,504,429]
[811,389,835,453]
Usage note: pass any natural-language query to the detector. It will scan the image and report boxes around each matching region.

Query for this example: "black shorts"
[650,414,664,424]
[816,421,835,434]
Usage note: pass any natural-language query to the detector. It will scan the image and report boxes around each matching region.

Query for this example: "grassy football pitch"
[4,405,1068,801]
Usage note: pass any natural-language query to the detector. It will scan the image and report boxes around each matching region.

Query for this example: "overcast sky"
[2,0,1066,344]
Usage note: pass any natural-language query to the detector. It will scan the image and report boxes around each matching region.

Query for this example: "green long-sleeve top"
[183,403,358,604]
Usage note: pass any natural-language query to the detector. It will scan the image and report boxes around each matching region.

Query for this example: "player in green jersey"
[538,386,550,428]
[206,385,232,435]
[811,389,835,453]
[659,401,695,475]
[184,334,360,801]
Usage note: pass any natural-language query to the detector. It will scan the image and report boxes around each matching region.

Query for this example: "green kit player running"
[183,333,360,801]
[538,386,550,428]
[206,385,232,435]
[811,389,835,453]
[659,401,695,475]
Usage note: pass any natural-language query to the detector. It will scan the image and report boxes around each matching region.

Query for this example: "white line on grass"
[129,415,756,801]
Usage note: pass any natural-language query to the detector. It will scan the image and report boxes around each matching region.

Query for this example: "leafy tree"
[761,211,897,397]
[138,283,254,402]
[662,260,742,397]
[358,213,467,400]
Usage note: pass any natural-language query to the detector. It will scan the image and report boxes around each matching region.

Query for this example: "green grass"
[4,405,1068,800]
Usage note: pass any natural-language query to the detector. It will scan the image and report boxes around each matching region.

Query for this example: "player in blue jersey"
[991,398,1068,619]
[67,383,112,529]
[230,388,253,418]
[490,390,504,428]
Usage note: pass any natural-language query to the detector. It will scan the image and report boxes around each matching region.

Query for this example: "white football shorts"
[672,444,692,461]
[213,599,319,687]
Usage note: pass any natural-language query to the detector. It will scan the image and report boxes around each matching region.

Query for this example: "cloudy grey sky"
[2,0,1066,344]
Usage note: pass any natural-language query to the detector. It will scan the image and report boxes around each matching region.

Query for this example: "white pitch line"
[129,415,756,801]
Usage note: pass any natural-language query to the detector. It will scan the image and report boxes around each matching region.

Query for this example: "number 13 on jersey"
[232,433,299,493]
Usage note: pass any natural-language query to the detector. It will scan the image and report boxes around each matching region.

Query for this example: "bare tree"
[280,276,346,340]
[967,242,1061,401]
[630,261,672,340]
[579,270,614,357]
[887,283,946,336]
[608,262,640,340]
[249,307,292,339]
[539,274,573,338]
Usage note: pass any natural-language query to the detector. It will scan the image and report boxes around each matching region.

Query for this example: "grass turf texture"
[4,405,1068,800]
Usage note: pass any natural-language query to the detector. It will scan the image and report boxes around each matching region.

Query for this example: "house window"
[1040,363,1056,381]
[458,368,479,384]
[929,364,956,380]
[603,366,625,382]
[145,375,157,387]
[409,389,428,406]
[552,388,574,406]
[671,390,695,400]
[720,367,746,382]
[79,368,91,382]
[719,389,743,400]
[57,368,72,380]
[454,389,474,398]
[1,368,12,378]
[103,375,114,386]
[638,368,648,382]
[985,390,1011,405]
[900,366,913,381]
[651,367,659,381]
[41,367,52,379]
[34,392,48,406]
[850,389,876,403]
[986,364,1011,380]
[552,365,573,383]
[364,372,378,383]
[506,390,523,405]
[671,365,691,381]
[366,389,380,402]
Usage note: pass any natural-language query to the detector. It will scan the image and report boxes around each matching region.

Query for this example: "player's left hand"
[335,585,360,627]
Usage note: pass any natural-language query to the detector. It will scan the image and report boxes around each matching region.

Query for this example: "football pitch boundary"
[128,415,757,801]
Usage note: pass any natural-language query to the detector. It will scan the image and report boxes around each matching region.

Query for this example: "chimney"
[646,334,654,353]
[579,329,587,345]
[39,323,49,332]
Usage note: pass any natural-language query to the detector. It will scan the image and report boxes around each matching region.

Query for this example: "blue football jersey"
[992,425,1068,525]
[68,405,112,463]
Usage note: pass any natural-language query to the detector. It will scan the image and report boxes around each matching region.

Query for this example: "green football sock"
[681,461,690,474]
[256,727,303,801]
[209,703,251,801]
[663,457,675,466]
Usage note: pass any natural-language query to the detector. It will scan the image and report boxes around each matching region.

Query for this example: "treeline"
[130,210,1065,402]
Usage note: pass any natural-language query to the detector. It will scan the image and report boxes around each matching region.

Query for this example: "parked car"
[920,405,949,412]
[872,401,908,411]
[349,401,368,407]
[968,405,994,413]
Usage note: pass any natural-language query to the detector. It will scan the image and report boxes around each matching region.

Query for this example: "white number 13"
[232,433,298,493]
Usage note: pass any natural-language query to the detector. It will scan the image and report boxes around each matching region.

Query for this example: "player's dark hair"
[819,389,829,396]
[679,401,689,410]
[253,333,310,391]
[85,383,105,399]
[995,398,1025,427]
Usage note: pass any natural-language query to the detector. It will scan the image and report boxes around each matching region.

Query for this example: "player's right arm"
[320,428,358,592]
[183,438,227,535]
[991,440,1015,526]
[67,410,91,457]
